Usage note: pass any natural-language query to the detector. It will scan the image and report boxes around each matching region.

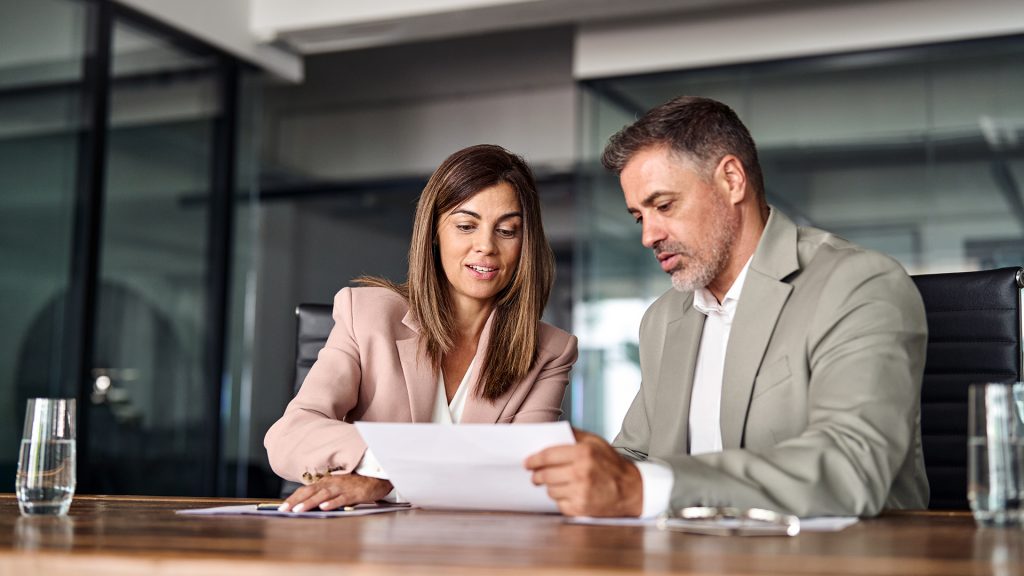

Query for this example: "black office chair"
[280,303,335,498]
[294,303,335,395]
[912,266,1024,509]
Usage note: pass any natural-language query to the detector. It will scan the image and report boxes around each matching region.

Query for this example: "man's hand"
[279,474,392,512]
[524,429,643,517]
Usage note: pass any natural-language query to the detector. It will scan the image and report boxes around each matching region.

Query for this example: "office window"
[576,35,1024,437]
[0,0,259,496]
[0,0,88,489]
[82,17,223,495]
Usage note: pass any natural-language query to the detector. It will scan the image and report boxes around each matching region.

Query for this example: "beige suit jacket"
[265,286,578,483]
[614,209,930,516]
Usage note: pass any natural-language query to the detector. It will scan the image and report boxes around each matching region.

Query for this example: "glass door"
[0,0,89,490]
[81,17,224,495]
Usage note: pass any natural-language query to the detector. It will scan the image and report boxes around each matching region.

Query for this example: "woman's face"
[437,182,524,312]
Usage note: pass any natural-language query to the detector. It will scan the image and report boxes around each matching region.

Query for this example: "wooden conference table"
[0,494,1021,575]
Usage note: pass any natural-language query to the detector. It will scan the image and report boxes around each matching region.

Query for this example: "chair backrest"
[912,266,1024,509]
[281,303,334,498]
[294,303,334,395]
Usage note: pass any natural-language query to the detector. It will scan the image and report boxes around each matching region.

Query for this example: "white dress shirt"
[352,357,475,490]
[634,258,752,517]
[688,261,749,455]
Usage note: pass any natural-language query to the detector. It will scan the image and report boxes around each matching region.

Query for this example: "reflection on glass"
[84,19,220,495]
[0,0,87,490]
[223,68,263,496]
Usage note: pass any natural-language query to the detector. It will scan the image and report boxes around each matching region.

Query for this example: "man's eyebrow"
[626,191,674,214]
[639,191,674,207]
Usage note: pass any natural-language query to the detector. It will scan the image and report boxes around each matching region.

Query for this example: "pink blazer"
[264,286,578,483]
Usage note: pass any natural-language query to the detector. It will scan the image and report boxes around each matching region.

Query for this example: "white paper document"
[569,515,859,533]
[354,421,575,513]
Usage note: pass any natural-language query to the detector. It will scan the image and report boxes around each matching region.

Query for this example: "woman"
[265,144,577,512]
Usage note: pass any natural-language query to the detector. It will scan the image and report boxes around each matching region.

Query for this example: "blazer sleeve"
[511,330,578,423]
[264,288,369,482]
[662,253,927,517]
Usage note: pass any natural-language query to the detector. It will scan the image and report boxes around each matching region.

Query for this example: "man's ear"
[716,155,748,205]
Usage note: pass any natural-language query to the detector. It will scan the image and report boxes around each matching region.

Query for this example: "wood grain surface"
[0,495,1020,575]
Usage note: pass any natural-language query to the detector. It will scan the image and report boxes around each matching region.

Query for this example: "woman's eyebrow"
[450,209,522,221]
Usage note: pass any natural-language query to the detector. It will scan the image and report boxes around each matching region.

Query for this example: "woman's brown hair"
[359,144,555,400]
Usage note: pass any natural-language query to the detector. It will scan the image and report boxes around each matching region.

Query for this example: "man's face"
[620,146,738,293]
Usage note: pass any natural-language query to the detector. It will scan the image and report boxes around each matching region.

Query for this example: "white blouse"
[353,355,476,481]
[432,356,473,424]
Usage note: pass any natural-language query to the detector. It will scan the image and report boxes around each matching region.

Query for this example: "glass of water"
[16,398,76,516]
[968,383,1024,526]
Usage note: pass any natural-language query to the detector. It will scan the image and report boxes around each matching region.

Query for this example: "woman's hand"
[279,474,393,512]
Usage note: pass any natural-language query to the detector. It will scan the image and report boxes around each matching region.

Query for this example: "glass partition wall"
[0,0,88,487]
[0,0,259,495]
[576,35,1024,438]
[83,18,224,496]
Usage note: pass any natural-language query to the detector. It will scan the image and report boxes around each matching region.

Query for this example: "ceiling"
[259,0,798,54]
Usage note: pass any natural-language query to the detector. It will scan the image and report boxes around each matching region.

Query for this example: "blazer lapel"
[651,294,704,456]
[719,208,799,449]
[397,310,438,422]
[459,311,504,423]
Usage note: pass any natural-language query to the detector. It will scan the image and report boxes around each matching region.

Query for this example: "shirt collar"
[692,257,753,317]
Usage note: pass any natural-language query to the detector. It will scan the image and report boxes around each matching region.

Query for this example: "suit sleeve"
[511,331,578,423]
[662,254,927,516]
[264,287,369,482]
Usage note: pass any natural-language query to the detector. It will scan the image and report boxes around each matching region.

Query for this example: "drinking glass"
[15,398,76,516]
[968,383,1024,526]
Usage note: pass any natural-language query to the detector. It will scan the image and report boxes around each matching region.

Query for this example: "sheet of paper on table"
[176,502,411,519]
[354,421,575,513]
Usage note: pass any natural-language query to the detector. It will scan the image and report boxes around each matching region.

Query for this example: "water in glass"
[968,436,1024,526]
[16,438,76,516]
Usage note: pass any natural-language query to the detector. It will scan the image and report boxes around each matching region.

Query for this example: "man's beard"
[660,196,738,293]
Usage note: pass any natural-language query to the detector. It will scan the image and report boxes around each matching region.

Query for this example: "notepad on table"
[176,501,411,518]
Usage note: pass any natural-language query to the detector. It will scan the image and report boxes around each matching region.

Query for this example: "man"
[526,96,929,518]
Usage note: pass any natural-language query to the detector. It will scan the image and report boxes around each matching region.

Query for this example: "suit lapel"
[719,272,791,448]
[459,311,504,423]
[652,294,704,455]
[719,208,800,449]
[397,310,437,422]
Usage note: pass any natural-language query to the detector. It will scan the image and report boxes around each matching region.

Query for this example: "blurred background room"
[1,0,1022,498]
